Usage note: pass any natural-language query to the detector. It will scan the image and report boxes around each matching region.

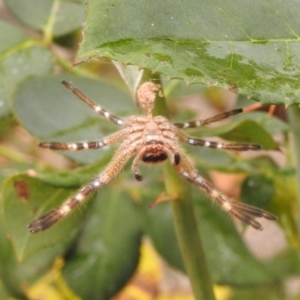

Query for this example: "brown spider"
[28,81,277,233]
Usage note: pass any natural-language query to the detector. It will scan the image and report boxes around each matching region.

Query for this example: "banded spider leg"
[28,142,134,233]
[173,150,277,231]
[174,108,243,129]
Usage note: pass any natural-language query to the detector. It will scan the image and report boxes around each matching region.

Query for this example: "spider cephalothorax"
[28,81,277,233]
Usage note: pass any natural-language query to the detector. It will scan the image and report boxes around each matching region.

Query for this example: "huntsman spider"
[28,81,277,233]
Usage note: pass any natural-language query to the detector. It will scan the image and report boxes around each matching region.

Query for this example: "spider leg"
[62,81,124,126]
[38,129,129,151]
[176,130,261,151]
[173,152,277,230]
[28,142,135,233]
[132,151,144,181]
[174,108,243,128]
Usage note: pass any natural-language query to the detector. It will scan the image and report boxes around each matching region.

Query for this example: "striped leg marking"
[186,138,261,151]
[174,109,243,129]
[38,141,107,151]
[28,182,100,233]
[62,81,124,126]
[38,129,129,151]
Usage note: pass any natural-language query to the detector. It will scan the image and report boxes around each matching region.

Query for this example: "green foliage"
[4,0,85,36]
[78,0,300,105]
[0,1,299,299]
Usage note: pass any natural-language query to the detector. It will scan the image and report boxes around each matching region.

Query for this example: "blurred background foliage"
[0,0,300,299]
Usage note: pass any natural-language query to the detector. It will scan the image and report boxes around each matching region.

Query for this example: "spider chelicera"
[28,81,277,233]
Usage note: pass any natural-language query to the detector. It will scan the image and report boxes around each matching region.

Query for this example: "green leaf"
[0,21,53,118]
[0,174,91,297]
[272,171,298,246]
[219,120,278,150]
[249,156,279,173]
[0,21,28,52]
[62,188,142,300]
[1,174,88,261]
[142,196,184,271]
[13,74,134,164]
[0,212,26,298]
[4,0,85,37]
[230,283,283,300]
[164,79,207,99]
[77,0,300,105]
[241,174,275,208]
[267,248,300,278]
[113,62,144,98]
[34,155,113,187]
[233,111,289,135]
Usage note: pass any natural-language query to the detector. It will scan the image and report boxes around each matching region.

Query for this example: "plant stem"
[0,145,29,163]
[43,0,59,46]
[144,70,216,300]
[287,106,300,235]
[165,163,216,300]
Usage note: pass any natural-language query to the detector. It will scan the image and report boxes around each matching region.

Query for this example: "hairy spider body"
[28,81,277,233]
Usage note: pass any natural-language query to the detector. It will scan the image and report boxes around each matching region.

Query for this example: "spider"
[28,81,277,233]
